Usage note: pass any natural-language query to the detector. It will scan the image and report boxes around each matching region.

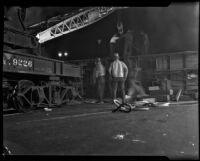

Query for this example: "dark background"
[5,3,199,60]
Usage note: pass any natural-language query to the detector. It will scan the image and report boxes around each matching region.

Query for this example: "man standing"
[94,58,106,104]
[109,53,128,104]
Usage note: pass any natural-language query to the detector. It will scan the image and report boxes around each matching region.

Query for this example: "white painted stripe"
[3,113,22,117]
[15,111,111,124]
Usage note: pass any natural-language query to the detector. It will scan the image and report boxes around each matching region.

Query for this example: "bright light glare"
[64,52,68,56]
[58,52,62,57]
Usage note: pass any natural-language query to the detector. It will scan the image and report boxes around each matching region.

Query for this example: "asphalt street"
[3,102,199,159]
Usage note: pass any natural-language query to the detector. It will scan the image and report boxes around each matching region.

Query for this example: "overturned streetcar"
[3,7,83,112]
[3,49,83,112]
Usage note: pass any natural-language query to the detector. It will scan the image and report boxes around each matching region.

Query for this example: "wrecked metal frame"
[36,7,117,43]
[69,51,198,91]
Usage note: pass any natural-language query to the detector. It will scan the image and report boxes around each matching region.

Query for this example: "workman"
[94,58,106,104]
[109,53,128,104]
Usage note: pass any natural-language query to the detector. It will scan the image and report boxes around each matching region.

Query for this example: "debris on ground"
[175,89,182,102]
[113,95,198,114]
[113,99,150,113]
[44,108,52,112]
[113,132,130,140]
[189,141,195,147]
[170,101,198,105]
[3,145,11,155]
[113,134,125,140]
[132,139,146,143]
[134,100,150,106]
[141,98,156,103]
[155,102,170,107]
[133,107,150,111]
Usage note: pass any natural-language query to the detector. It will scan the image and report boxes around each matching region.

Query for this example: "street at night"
[3,102,198,159]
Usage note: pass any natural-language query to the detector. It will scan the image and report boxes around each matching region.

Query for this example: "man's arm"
[93,67,97,84]
[123,63,128,79]
[102,64,106,76]
[108,63,112,76]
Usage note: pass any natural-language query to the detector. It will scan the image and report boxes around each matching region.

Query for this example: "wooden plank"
[186,85,198,90]
[170,72,184,80]
[170,55,183,70]
[56,62,61,75]
[186,79,198,86]
[156,56,168,71]
[63,64,81,77]
[185,54,198,69]
[34,58,54,74]
[171,80,185,89]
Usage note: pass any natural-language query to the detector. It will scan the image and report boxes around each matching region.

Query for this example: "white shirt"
[109,59,128,78]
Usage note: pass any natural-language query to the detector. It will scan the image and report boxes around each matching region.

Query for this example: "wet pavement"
[3,102,199,159]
